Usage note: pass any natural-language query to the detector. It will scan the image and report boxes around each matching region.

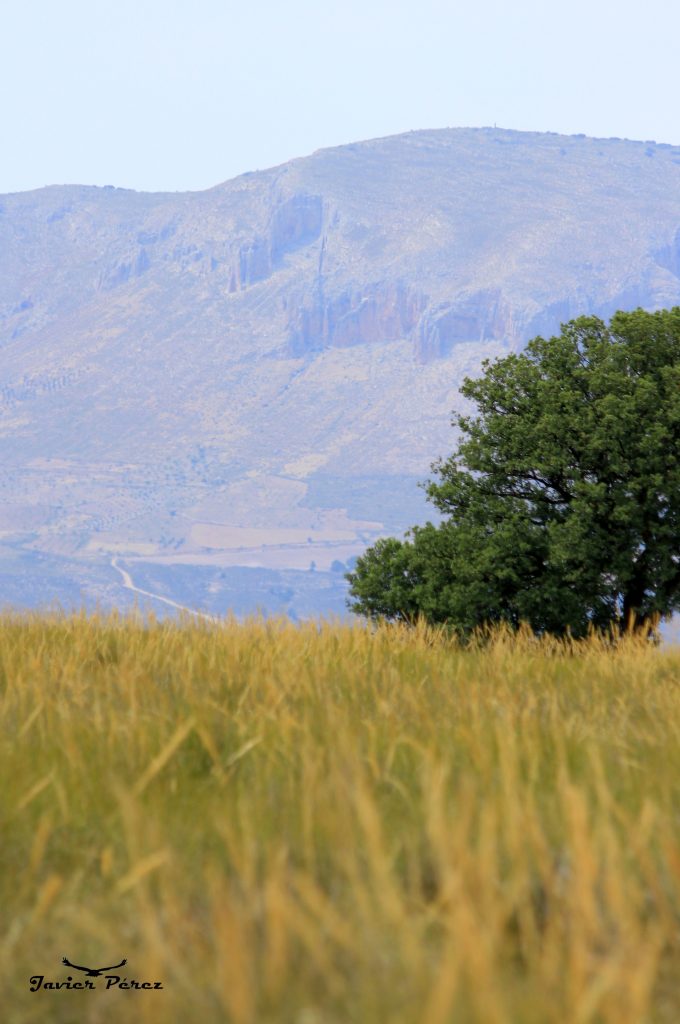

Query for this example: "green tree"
[347,308,680,637]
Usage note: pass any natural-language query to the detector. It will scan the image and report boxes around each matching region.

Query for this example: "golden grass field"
[2,612,680,1023]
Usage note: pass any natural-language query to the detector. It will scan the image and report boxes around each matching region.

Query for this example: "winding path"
[110,557,218,623]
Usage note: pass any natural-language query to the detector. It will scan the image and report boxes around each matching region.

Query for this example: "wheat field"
[2,611,680,1023]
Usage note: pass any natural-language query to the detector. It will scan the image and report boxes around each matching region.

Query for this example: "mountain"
[2,127,680,617]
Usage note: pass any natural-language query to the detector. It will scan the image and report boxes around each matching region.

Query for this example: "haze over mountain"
[3,126,680,617]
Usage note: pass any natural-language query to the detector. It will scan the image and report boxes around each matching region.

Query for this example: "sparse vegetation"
[2,611,680,1022]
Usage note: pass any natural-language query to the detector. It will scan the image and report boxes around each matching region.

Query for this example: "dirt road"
[111,557,218,623]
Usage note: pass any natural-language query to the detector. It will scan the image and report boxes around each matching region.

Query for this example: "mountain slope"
[2,127,680,614]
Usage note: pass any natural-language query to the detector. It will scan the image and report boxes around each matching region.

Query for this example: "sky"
[3,0,680,195]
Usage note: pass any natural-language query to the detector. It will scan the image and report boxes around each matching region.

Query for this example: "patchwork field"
[2,614,680,1023]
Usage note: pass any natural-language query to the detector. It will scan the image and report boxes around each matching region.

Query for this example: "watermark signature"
[29,956,163,992]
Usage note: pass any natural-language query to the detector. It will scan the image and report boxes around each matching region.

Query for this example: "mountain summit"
[2,128,680,615]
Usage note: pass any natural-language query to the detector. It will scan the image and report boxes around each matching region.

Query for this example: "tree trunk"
[622,586,646,634]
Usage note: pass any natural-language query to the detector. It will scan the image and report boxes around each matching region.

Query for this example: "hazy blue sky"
[3,0,679,194]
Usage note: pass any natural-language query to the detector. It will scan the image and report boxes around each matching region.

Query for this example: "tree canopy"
[347,308,680,637]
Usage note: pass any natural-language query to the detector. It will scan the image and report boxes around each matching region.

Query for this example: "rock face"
[225,193,324,292]
[287,280,427,356]
[2,127,680,614]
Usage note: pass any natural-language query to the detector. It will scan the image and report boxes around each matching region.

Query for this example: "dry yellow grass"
[1,611,680,1023]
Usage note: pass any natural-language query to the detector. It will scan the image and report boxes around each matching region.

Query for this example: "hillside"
[2,127,680,614]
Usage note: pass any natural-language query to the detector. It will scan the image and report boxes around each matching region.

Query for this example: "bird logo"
[62,956,127,977]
